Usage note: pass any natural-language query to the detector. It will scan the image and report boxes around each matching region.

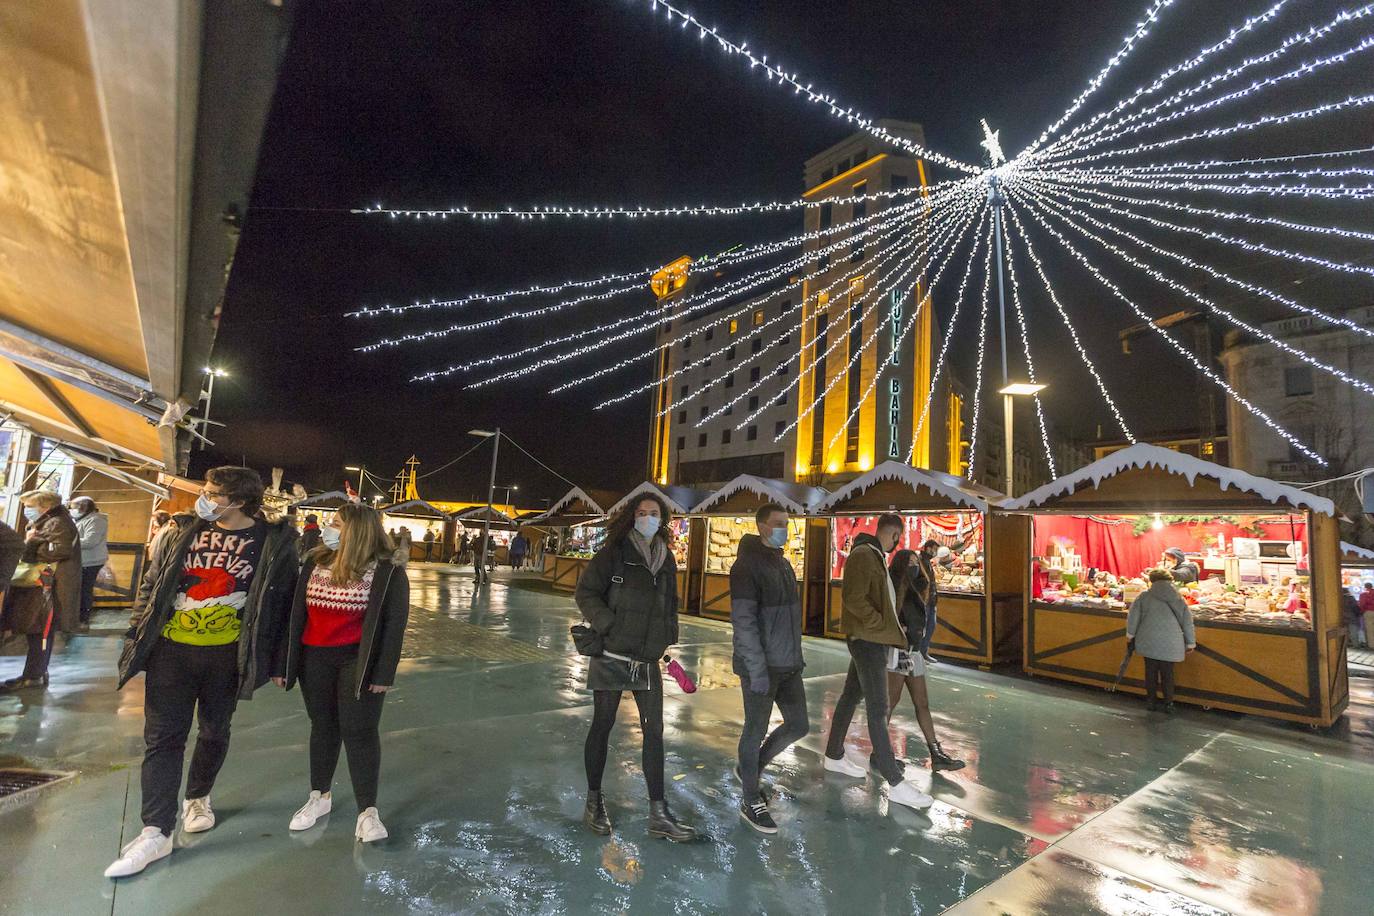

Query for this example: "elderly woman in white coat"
[1126,567,1196,713]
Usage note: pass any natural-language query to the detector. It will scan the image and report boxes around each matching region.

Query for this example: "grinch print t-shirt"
[161,520,267,646]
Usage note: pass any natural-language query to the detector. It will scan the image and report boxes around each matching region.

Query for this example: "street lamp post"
[998,383,1047,498]
[198,367,228,451]
[469,428,500,584]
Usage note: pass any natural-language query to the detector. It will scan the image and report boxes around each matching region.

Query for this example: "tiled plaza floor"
[1,565,1371,915]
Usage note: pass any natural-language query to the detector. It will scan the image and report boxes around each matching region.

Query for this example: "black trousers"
[738,669,809,800]
[1143,657,1176,704]
[824,638,904,786]
[141,639,239,834]
[299,644,386,811]
[585,664,665,801]
[21,633,54,679]
[79,565,101,624]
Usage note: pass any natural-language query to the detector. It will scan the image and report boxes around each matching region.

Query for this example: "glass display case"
[704,516,805,578]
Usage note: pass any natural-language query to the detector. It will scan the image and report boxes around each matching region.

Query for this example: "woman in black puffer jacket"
[574,493,695,842]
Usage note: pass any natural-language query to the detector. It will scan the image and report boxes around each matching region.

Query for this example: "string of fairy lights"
[343,0,1374,478]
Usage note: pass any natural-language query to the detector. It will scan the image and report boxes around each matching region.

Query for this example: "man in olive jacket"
[821,514,932,810]
[730,503,808,834]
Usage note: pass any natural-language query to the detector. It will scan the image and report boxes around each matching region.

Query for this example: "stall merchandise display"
[831,513,984,594]
[669,518,690,568]
[562,524,606,559]
[1034,514,1312,630]
[705,517,804,577]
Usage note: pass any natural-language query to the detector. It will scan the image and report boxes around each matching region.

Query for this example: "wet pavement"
[1,566,1372,915]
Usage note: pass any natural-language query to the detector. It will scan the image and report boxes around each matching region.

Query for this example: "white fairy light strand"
[963,226,995,471]
[1029,165,1374,201]
[1013,193,1325,465]
[1024,0,1177,155]
[629,0,980,174]
[1000,202,1134,443]
[999,226,1057,477]
[1022,184,1374,398]
[903,209,991,462]
[1090,145,1374,174]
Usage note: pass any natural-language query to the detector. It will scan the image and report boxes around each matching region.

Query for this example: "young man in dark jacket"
[106,467,299,878]
[822,514,933,811]
[730,503,808,835]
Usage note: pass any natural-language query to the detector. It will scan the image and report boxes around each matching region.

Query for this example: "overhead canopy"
[606,482,715,518]
[691,475,829,516]
[819,462,997,514]
[381,499,453,520]
[292,490,355,510]
[531,485,619,527]
[1003,443,1336,516]
[0,1,292,473]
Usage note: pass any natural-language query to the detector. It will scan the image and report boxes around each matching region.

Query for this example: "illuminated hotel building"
[648,122,965,489]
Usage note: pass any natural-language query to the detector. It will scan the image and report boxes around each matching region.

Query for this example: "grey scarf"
[627,528,667,576]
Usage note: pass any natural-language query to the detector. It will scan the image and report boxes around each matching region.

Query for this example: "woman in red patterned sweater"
[271,503,409,843]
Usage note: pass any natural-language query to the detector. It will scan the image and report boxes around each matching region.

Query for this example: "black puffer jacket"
[576,536,678,663]
[729,534,804,682]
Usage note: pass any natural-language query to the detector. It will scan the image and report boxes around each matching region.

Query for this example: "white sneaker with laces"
[289,790,332,831]
[823,754,868,778]
[355,807,388,843]
[103,827,172,878]
[182,797,215,833]
[887,779,935,810]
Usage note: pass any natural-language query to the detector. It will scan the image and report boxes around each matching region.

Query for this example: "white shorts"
[887,647,927,677]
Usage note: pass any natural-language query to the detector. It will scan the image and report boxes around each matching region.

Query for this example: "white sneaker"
[823,754,868,778]
[103,827,172,878]
[182,797,215,833]
[289,790,332,831]
[355,807,388,843]
[887,780,934,810]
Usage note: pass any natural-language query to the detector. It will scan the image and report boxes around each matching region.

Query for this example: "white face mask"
[321,527,341,550]
[195,493,228,522]
[634,515,661,539]
[23,506,42,523]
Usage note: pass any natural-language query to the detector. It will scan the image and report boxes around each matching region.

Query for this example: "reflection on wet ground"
[2,565,1372,914]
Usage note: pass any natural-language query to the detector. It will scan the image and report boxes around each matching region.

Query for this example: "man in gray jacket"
[730,503,808,835]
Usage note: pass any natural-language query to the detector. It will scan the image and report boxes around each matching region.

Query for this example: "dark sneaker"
[733,763,773,802]
[740,799,778,835]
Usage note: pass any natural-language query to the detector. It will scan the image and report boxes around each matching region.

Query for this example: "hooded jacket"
[118,512,299,699]
[273,556,410,698]
[1127,580,1197,663]
[840,533,906,648]
[729,533,804,683]
[576,534,679,662]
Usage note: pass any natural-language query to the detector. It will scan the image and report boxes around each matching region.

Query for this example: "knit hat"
[1164,547,1186,561]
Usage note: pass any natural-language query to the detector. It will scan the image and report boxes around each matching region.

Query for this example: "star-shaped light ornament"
[979,119,1006,167]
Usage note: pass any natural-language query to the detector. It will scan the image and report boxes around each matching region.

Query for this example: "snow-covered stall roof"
[380,499,453,519]
[690,475,829,516]
[819,461,996,514]
[291,490,354,510]
[1003,443,1336,516]
[452,505,520,530]
[606,483,714,518]
[541,486,614,518]
[1341,541,1374,564]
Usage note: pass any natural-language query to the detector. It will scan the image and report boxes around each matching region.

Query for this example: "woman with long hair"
[271,503,409,843]
[886,545,964,771]
[574,494,695,842]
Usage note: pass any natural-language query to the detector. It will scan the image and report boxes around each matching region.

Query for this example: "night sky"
[199,0,1373,502]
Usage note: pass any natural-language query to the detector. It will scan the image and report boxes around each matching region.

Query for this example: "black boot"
[928,741,966,772]
[647,800,697,842]
[583,790,611,835]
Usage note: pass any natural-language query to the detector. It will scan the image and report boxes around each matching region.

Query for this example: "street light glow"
[999,382,1047,396]
[468,429,495,437]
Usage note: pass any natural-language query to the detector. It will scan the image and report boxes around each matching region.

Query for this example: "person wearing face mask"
[271,503,409,843]
[107,467,299,879]
[70,496,109,628]
[822,513,933,811]
[574,494,695,842]
[3,490,81,690]
[729,503,808,835]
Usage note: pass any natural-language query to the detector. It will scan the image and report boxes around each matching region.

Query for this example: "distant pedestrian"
[918,541,943,664]
[300,514,322,556]
[272,504,409,844]
[148,510,172,560]
[575,494,696,842]
[105,467,299,878]
[1126,567,1196,714]
[392,528,412,567]
[1342,588,1365,648]
[1361,582,1374,648]
[730,503,808,835]
[422,528,436,561]
[1160,547,1200,585]
[510,532,528,570]
[887,548,963,772]
[3,490,81,691]
[821,513,933,811]
[71,496,109,627]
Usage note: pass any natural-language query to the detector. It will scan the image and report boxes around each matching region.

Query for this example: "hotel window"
[778,299,791,316]
[729,319,738,334]
[834,156,850,173]
[775,420,786,438]
[725,404,733,416]
[818,252,831,273]
[753,309,765,326]
[1284,366,1314,397]
[891,174,910,192]
[680,384,689,398]
[820,202,833,230]
[726,374,735,389]
[676,436,685,451]
[751,339,762,355]
[781,334,791,346]
[682,336,692,350]
[820,166,834,182]
[747,425,758,442]
[727,346,737,361]
[845,292,863,462]
[851,182,867,223]
[698,433,707,448]
[677,410,686,424]
[750,366,761,383]
[777,390,788,406]
[855,147,868,163]
[705,327,714,341]
[749,395,759,411]
[722,429,732,445]
[700,405,709,419]
[776,363,787,377]
[810,313,830,467]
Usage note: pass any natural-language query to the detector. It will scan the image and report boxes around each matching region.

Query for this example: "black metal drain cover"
[0,769,74,808]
